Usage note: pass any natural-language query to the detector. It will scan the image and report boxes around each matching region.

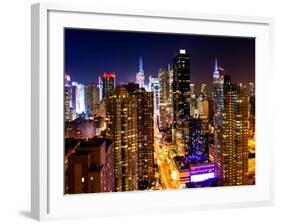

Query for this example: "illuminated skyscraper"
[221,76,237,186]
[126,85,155,189]
[236,84,249,185]
[85,82,100,117]
[190,83,198,117]
[159,68,173,130]
[136,56,145,88]
[213,59,225,183]
[172,49,191,155]
[64,74,72,121]
[248,82,255,138]
[98,76,103,101]
[106,86,138,192]
[102,72,116,99]
[172,49,191,120]
[213,59,249,186]
[71,81,86,115]
[149,75,160,128]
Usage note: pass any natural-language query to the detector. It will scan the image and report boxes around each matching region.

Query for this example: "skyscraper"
[64,74,72,121]
[213,60,249,186]
[213,59,225,183]
[172,49,191,120]
[159,68,173,130]
[236,84,249,185]
[172,49,191,155]
[136,56,145,88]
[149,75,160,128]
[85,82,100,117]
[221,76,237,186]
[248,82,255,138]
[71,81,86,115]
[126,85,155,189]
[102,72,116,99]
[190,83,198,117]
[98,75,103,101]
[106,86,138,192]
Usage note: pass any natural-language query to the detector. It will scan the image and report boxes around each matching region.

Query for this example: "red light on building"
[103,72,115,78]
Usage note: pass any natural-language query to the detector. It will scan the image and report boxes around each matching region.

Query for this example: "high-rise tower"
[159,68,173,130]
[136,56,145,88]
[106,86,138,192]
[213,58,226,184]
[126,84,155,189]
[172,49,191,155]
[213,59,249,186]
[102,72,116,99]
[149,75,160,128]
[85,82,100,117]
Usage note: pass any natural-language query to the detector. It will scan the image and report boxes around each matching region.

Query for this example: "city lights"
[190,172,215,182]
[64,29,255,194]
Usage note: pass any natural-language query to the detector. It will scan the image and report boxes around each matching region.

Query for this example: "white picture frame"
[31,2,274,221]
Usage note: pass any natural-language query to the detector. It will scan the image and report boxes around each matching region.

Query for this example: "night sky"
[65,28,255,91]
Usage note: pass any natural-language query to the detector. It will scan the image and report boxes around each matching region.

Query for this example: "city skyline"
[64,29,255,194]
[65,29,255,91]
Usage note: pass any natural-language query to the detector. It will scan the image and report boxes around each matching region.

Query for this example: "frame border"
[31,2,274,221]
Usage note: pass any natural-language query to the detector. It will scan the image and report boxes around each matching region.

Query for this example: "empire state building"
[136,56,145,88]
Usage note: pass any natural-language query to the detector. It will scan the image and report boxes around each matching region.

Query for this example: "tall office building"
[126,85,155,189]
[172,49,191,155]
[213,59,225,183]
[172,49,191,120]
[149,75,160,128]
[102,72,116,99]
[213,59,249,186]
[71,81,86,115]
[98,76,103,101]
[64,74,72,121]
[190,83,198,117]
[168,63,174,105]
[106,86,138,192]
[221,76,237,186]
[159,68,173,130]
[136,56,145,88]
[248,82,255,138]
[236,84,249,185]
[85,82,100,117]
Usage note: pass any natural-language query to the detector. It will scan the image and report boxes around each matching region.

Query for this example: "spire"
[213,57,220,79]
[139,56,144,74]
[215,57,218,71]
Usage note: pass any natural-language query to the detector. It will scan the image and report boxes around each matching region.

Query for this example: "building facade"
[128,86,155,189]
[106,86,138,192]
[67,137,114,194]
